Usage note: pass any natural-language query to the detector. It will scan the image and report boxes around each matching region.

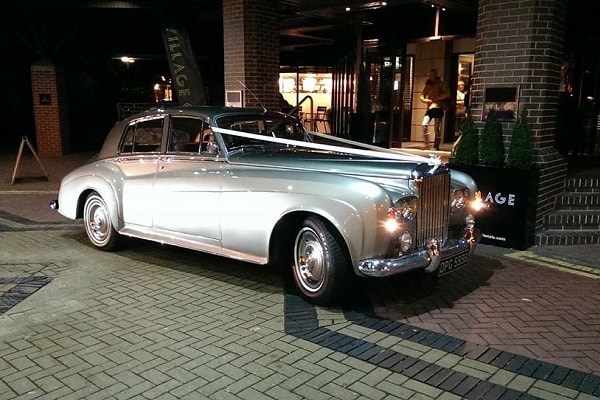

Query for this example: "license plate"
[438,248,470,276]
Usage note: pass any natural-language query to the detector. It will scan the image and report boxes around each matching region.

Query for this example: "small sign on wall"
[483,86,518,121]
[225,90,243,107]
[39,93,52,105]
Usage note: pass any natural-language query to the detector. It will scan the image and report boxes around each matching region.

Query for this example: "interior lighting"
[302,76,317,92]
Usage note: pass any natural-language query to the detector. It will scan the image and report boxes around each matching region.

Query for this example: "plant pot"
[449,164,539,250]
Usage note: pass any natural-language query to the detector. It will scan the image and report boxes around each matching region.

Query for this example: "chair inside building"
[305,106,330,133]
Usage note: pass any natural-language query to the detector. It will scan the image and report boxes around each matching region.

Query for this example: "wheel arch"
[74,180,121,230]
[269,210,354,272]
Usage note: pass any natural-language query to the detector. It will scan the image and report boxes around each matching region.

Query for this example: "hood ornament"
[427,153,442,166]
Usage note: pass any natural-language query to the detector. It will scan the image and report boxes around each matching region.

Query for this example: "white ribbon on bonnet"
[211,127,441,166]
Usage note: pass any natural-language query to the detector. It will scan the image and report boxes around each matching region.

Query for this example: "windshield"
[215,114,309,152]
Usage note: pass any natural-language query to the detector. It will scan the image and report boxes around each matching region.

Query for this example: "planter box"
[449,164,539,250]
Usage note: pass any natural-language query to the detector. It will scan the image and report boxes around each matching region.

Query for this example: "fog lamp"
[399,232,413,252]
[465,214,475,229]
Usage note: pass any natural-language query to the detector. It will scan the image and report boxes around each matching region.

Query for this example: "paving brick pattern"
[1,226,599,399]
[361,253,600,376]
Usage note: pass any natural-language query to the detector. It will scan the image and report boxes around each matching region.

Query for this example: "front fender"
[219,177,392,268]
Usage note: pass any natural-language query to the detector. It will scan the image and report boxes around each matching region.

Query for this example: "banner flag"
[162,26,206,105]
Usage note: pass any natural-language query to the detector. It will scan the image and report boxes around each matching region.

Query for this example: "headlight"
[450,187,469,211]
[393,196,418,222]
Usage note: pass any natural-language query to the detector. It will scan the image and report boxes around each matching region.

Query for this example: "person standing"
[456,80,467,116]
[419,69,450,149]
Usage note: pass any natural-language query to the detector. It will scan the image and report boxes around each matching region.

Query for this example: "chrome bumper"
[357,228,478,277]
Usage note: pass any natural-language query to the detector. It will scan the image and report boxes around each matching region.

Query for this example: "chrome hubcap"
[85,198,110,245]
[294,227,325,293]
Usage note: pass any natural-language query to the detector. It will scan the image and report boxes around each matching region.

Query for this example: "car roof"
[96,105,298,159]
[126,105,287,123]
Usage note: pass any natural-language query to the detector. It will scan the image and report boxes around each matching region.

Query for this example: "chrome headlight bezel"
[450,187,470,211]
[393,196,418,222]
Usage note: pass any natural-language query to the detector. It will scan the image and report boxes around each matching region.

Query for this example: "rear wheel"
[292,216,350,305]
[83,192,118,251]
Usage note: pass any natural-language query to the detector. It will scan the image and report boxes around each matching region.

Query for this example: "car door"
[119,115,166,228]
[152,116,223,241]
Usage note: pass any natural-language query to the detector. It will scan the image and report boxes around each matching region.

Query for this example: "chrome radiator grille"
[415,172,450,246]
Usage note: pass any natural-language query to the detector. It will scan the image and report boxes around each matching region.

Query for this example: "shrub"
[507,107,533,169]
[452,115,478,165]
[480,109,505,166]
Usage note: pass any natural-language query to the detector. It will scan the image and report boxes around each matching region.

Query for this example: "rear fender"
[59,175,121,230]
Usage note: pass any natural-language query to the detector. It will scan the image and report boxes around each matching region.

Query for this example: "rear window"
[120,117,165,153]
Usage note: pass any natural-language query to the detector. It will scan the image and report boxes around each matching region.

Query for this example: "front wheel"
[292,216,351,305]
[83,192,119,251]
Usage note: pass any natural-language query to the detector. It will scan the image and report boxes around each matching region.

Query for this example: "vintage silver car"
[51,106,481,304]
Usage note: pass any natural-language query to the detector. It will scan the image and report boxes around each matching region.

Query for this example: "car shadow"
[338,253,502,319]
[65,230,503,315]
[79,234,285,296]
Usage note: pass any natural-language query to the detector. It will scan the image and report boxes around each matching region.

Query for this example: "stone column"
[30,60,70,157]
[223,0,280,110]
[471,0,568,228]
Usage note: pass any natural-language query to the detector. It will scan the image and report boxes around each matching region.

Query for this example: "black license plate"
[438,248,470,276]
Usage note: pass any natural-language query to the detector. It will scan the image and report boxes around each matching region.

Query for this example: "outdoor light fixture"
[427,4,444,41]
[345,2,387,12]
[425,0,445,11]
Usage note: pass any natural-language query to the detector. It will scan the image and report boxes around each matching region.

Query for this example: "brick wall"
[223,0,279,110]
[30,61,69,157]
[472,0,568,229]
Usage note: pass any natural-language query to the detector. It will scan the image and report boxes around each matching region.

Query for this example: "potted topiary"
[507,107,533,169]
[479,109,505,167]
[449,107,537,250]
[451,115,478,165]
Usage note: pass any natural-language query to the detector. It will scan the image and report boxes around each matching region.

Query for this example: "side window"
[168,117,211,153]
[168,117,218,155]
[120,117,165,153]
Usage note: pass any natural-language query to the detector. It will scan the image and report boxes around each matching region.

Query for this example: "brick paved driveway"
[1,221,600,399]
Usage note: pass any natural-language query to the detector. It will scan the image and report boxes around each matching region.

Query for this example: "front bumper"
[357,228,478,277]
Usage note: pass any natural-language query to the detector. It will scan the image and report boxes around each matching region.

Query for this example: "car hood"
[228,148,419,179]
[226,148,477,195]
[229,149,446,182]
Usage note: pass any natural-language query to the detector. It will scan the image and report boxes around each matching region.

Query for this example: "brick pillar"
[30,60,70,156]
[471,0,568,229]
[223,0,279,110]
